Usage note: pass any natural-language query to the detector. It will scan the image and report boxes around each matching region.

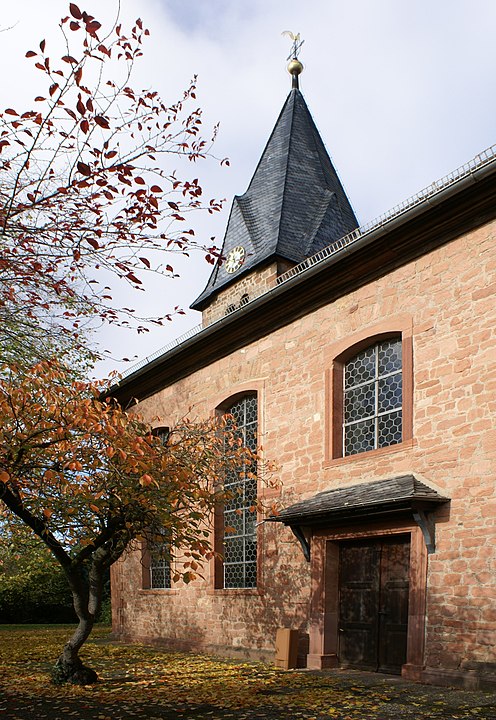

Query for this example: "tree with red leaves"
[0,3,268,688]
[0,360,267,684]
[0,3,225,365]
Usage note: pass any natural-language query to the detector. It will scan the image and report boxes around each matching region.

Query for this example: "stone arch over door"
[307,521,428,681]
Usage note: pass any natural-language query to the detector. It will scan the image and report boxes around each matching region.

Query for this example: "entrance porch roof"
[271,475,449,528]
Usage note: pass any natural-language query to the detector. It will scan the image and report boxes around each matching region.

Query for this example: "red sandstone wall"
[201,262,279,326]
[111,219,496,678]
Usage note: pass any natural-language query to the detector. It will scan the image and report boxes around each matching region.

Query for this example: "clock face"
[225,245,246,274]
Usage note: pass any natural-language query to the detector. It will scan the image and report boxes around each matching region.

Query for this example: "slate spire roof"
[191,87,358,310]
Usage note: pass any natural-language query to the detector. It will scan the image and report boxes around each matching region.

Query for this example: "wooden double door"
[338,535,410,674]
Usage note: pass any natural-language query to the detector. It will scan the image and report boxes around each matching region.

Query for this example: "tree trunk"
[52,560,104,685]
[53,616,99,685]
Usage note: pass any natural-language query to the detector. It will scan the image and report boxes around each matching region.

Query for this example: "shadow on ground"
[1,667,495,720]
[0,626,495,720]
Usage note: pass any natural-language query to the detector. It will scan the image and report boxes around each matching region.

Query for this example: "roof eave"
[271,497,448,529]
[110,158,496,406]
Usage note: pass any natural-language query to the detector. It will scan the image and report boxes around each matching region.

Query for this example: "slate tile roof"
[272,475,449,526]
[191,88,358,310]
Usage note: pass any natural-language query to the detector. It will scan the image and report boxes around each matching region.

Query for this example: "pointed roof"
[191,88,358,310]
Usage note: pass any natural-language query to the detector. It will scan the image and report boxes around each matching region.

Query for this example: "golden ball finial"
[287,58,304,77]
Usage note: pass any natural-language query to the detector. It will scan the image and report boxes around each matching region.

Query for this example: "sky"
[2,0,496,378]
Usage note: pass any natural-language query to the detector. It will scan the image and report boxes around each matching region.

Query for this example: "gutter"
[274,158,496,294]
[112,153,496,398]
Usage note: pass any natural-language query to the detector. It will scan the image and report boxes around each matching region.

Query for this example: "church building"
[110,56,496,690]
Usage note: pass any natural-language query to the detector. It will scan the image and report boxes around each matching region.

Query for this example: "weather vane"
[282,30,304,61]
[282,31,304,89]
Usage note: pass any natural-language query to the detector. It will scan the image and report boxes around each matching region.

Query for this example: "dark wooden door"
[338,536,410,674]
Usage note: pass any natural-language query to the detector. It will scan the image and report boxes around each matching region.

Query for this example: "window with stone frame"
[220,393,258,589]
[149,540,172,589]
[142,425,172,590]
[142,532,172,590]
[343,338,403,456]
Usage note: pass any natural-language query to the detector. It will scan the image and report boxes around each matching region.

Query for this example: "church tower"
[191,55,358,326]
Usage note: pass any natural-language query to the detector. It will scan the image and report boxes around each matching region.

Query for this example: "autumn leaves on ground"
[0,626,494,720]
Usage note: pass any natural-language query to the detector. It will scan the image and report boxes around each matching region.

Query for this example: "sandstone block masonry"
[201,260,294,326]
[111,219,496,689]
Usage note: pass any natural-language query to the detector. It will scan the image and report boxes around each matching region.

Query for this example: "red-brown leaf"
[80,119,89,134]
[77,161,91,176]
[86,21,101,34]
[139,257,151,268]
[70,21,80,31]
[94,115,110,129]
[25,51,37,58]
[62,55,78,64]
[150,185,163,193]
[39,39,46,53]
[69,3,82,19]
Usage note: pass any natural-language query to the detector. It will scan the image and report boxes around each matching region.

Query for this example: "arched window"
[142,427,171,589]
[152,425,170,445]
[142,531,172,590]
[220,393,258,588]
[343,338,402,456]
[149,540,172,589]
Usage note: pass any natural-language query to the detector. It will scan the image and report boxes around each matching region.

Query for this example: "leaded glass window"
[343,339,402,456]
[223,394,258,589]
[153,426,170,446]
[149,541,171,589]
[147,430,172,589]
